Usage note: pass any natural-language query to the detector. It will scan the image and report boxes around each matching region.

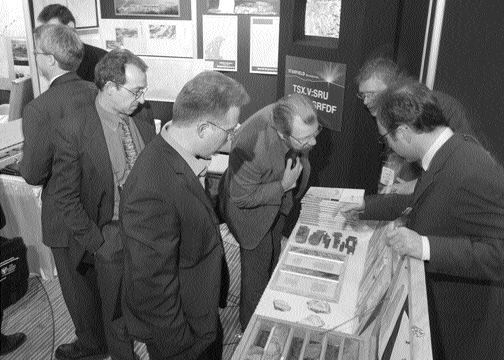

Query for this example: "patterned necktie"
[118,116,138,170]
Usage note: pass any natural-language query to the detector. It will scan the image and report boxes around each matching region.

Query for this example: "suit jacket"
[19,72,98,250]
[50,99,155,269]
[363,134,504,360]
[219,104,294,250]
[77,43,108,83]
[120,135,224,360]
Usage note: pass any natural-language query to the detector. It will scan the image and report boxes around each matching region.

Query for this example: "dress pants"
[51,247,107,352]
[239,214,285,331]
[94,222,136,360]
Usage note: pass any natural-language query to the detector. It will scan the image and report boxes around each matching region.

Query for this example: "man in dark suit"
[344,81,504,360]
[51,49,155,360]
[219,94,321,330]
[19,24,108,360]
[38,4,107,82]
[120,71,249,360]
[356,56,478,194]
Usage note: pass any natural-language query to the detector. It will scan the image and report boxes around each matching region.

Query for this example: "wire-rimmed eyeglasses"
[289,124,323,148]
[356,91,379,101]
[114,82,148,100]
[207,121,241,139]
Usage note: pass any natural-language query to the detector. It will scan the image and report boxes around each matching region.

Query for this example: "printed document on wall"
[250,16,279,74]
[203,15,238,72]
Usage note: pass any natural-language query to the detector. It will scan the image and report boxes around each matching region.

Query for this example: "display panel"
[304,0,341,39]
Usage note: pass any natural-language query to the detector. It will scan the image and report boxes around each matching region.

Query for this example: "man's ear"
[104,81,117,96]
[398,125,412,143]
[196,122,208,139]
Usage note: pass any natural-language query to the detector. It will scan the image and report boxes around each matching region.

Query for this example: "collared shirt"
[420,127,453,261]
[48,71,70,87]
[96,98,145,220]
[161,122,211,188]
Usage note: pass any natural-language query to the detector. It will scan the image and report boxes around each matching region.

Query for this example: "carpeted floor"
[1,225,242,360]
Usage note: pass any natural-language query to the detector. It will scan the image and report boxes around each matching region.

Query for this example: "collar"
[49,71,71,87]
[161,123,210,178]
[95,97,125,131]
[421,127,454,171]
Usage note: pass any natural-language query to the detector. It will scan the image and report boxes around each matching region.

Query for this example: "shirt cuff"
[421,236,430,261]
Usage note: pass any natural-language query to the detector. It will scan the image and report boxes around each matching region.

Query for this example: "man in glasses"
[120,71,249,360]
[50,49,155,360]
[37,4,107,82]
[219,93,320,331]
[356,56,479,195]
[20,24,109,360]
[343,80,504,360]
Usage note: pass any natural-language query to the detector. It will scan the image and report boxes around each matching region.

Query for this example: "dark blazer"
[19,72,98,250]
[51,99,155,268]
[120,135,224,360]
[363,134,504,360]
[77,43,108,83]
[219,104,293,250]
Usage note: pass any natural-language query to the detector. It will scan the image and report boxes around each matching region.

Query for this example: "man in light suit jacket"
[120,71,249,360]
[345,80,504,360]
[19,24,108,360]
[51,49,155,360]
[219,94,321,330]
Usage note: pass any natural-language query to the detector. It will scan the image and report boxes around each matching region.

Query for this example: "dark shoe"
[55,341,108,360]
[0,332,27,355]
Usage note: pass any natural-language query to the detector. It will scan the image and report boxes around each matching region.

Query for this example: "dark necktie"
[295,154,311,200]
[118,116,138,170]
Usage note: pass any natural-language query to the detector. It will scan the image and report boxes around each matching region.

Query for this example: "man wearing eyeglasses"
[50,49,155,360]
[219,94,320,331]
[343,80,504,360]
[356,56,477,195]
[19,24,110,360]
[120,71,249,360]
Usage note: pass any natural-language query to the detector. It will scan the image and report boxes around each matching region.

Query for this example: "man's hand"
[384,226,423,259]
[281,157,303,192]
[337,202,365,221]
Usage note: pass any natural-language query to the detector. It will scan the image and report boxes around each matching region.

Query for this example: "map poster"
[203,15,238,72]
[285,56,346,131]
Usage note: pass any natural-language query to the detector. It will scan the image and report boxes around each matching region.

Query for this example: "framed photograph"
[29,0,99,29]
[101,0,191,20]
[114,0,180,17]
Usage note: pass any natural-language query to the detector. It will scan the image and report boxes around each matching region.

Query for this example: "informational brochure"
[249,16,279,74]
[202,15,238,72]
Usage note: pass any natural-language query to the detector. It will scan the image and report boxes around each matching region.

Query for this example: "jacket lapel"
[84,107,115,197]
[132,107,155,144]
[167,145,218,224]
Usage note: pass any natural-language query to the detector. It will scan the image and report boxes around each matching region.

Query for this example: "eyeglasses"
[33,51,51,57]
[207,121,240,139]
[114,83,148,100]
[289,124,323,148]
[356,91,379,101]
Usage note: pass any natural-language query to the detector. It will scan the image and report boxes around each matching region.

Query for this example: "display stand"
[232,187,432,360]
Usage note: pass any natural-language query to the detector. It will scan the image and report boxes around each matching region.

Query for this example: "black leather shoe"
[0,332,27,355]
[54,341,108,360]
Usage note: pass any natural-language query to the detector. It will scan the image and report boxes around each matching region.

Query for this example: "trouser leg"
[51,247,107,351]
[239,214,285,331]
[95,222,135,360]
